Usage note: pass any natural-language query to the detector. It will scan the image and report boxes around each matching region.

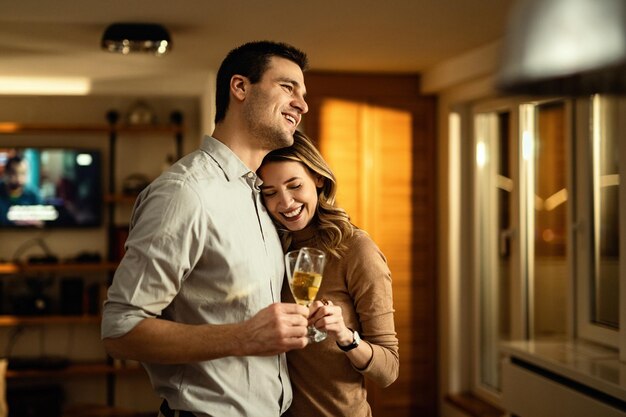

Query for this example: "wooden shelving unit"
[6,361,144,379]
[0,112,184,411]
[0,314,101,327]
[103,194,138,205]
[0,262,118,275]
[0,122,183,135]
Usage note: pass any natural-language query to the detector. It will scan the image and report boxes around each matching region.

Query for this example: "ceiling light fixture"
[101,23,172,56]
[497,0,626,95]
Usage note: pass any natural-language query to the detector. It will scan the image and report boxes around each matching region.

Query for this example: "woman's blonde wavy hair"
[261,130,355,258]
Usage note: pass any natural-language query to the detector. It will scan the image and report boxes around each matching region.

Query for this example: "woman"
[258,130,399,417]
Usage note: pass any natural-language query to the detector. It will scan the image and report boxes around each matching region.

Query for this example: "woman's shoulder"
[343,228,384,258]
[339,229,390,282]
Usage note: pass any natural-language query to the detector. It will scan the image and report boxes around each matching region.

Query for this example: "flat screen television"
[0,147,102,228]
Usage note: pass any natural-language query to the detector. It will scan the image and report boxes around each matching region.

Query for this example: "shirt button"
[247,172,254,179]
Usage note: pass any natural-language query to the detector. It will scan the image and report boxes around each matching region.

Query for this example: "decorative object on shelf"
[72,251,102,263]
[122,173,150,195]
[101,23,171,56]
[12,237,57,264]
[10,277,53,316]
[126,100,157,126]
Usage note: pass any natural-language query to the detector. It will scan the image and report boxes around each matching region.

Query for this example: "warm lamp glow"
[0,77,91,95]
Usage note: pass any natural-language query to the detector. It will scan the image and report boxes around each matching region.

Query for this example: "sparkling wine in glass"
[285,247,327,343]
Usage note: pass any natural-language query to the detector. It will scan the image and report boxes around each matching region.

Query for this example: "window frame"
[574,96,620,348]
[469,99,526,405]
[465,95,626,402]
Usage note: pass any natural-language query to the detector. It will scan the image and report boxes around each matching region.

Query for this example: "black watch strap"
[336,328,360,352]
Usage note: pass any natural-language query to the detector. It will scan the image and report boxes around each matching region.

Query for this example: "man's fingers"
[274,302,309,317]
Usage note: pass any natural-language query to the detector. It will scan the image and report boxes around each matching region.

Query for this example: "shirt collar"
[200,135,256,182]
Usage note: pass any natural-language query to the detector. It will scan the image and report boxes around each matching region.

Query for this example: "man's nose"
[293,93,308,115]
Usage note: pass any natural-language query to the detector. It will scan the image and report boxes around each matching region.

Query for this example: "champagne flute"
[285,247,327,343]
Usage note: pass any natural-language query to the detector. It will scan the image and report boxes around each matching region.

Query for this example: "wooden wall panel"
[304,72,437,417]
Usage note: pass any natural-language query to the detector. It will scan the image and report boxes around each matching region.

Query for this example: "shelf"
[0,262,118,275]
[104,194,139,204]
[0,122,183,135]
[6,361,144,379]
[0,123,109,134]
[0,314,101,327]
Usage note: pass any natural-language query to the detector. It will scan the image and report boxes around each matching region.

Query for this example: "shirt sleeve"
[345,232,399,387]
[101,178,207,339]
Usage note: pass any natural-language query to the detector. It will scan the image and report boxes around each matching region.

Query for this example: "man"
[101,41,310,417]
[0,155,42,226]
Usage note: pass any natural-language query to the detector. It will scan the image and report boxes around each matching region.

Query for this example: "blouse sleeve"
[345,232,399,387]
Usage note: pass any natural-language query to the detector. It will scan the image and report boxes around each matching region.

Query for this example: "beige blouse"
[283,226,399,417]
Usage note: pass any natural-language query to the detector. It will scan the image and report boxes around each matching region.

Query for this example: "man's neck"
[211,124,268,172]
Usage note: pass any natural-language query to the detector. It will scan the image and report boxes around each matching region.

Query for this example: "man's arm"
[103,302,310,363]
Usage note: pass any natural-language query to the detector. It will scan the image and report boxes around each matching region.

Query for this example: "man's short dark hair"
[4,156,24,174]
[214,41,308,124]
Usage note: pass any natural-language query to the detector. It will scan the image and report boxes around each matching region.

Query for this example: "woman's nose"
[278,192,293,207]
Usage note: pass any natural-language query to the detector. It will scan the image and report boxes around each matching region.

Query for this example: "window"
[576,95,621,347]
[592,97,620,329]
[473,110,513,395]
[467,95,624,405]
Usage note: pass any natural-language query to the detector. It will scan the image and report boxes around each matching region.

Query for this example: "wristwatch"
[337,328,361,352]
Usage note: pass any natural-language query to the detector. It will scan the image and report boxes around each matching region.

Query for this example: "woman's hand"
[308,299,352,344]
[309,299,374,369]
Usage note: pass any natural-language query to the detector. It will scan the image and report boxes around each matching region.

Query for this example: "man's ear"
[230,75,248,102]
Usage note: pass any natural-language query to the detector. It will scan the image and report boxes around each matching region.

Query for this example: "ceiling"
[1,0,516,96]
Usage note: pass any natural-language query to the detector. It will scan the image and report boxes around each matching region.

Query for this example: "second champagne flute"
[285,247,327,343]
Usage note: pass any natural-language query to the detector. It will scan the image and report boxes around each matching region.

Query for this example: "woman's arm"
[310,232,399,387]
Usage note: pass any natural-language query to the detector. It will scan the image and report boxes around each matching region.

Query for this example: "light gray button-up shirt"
[101,136,290,416]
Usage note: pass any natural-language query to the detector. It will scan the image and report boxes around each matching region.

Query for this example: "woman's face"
[258,160,323,231]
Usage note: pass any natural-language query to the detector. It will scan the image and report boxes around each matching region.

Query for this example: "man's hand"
[239,303,310,356]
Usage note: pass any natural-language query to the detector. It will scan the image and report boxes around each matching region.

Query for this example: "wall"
[422,41,505,417]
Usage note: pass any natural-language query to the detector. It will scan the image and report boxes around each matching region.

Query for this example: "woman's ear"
[315,175,324,188]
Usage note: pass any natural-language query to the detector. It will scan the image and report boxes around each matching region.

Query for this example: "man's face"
[242,56,309,150]
[5,161,28,193]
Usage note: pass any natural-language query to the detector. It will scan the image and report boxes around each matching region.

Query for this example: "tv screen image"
[0,148,102,228]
